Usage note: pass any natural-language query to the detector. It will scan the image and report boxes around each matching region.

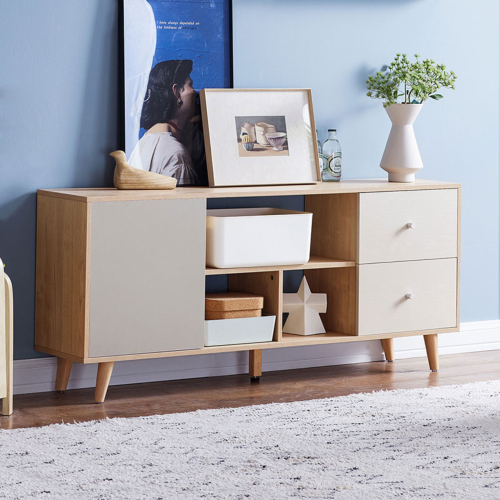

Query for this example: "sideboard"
[35,179,461,403]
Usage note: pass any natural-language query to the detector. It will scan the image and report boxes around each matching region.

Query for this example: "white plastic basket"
[204,315,276,347]
[206,208,312,268]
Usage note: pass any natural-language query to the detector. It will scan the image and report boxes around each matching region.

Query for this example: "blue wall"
[0,0,498,360]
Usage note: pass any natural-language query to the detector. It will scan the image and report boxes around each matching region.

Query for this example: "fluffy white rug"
[0,380,499,499]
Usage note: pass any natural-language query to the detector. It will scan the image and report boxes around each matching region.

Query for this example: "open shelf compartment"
[205,193,360,345]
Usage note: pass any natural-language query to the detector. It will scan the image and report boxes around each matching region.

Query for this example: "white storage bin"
[204,315,276,347]
[206,208,312,268]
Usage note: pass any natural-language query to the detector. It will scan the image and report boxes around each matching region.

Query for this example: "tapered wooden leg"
[55,357,73,392]
[381,338,395,362]
[95,362,114,403]
[249,349,262,382]
[424,334,439,372]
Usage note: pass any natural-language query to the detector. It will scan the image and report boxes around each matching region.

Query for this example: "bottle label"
[326,154,341,175]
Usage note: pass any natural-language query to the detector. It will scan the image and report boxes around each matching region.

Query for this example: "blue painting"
[123,0,231,185]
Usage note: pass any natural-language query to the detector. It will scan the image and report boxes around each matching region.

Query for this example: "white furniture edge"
[2,272,13,414]
[13,320,499,396]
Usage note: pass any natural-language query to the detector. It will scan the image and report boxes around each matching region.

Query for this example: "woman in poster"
[129,59,205,185]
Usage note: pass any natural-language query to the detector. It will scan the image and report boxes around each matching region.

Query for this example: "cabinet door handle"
[406,222,416,229]
[405,293,414,300]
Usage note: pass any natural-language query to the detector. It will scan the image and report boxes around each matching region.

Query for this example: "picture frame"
[121,0,232,186]
[200,89,321,187]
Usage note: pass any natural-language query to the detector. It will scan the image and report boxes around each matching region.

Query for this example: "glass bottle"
[316,130,323,173]
[322,129,342,182]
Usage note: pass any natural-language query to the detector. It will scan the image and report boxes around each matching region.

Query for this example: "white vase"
[380,103,424,182]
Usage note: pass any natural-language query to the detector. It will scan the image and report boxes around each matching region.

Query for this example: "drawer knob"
[406,222,416,229]
[405,293,414,300]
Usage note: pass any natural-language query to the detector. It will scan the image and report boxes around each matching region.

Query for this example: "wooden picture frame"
[200,89,321,187]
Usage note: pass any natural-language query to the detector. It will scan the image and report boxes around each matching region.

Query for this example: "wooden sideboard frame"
[35,180,461,403]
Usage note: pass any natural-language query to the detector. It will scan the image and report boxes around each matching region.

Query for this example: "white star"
[283,277,327,335]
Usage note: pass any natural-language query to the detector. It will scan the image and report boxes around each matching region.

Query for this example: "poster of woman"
[123,0,231,185]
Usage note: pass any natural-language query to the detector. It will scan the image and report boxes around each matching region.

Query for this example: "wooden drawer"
[358,259,457,336]
[358,190,458,264]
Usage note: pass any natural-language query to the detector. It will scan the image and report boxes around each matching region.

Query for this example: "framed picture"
[122,0,232,186]
[200,89,321,187]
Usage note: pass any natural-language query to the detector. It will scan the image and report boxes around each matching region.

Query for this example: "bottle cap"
[328,129,337,132]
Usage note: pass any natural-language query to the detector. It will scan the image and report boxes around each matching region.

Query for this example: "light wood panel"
[304,267,357,335]
[306,193,358,261]
[228,271,283,341]
[206,255,356,275]
[37,179,461,203]
[358,259,457,336]
[35,195,90,359]
[358,189,458,263]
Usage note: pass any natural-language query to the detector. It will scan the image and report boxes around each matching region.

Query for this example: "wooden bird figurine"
[110,150,177,190]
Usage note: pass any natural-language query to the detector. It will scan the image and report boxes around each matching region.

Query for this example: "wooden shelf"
[37,179,461,203]
[205,255,356,275]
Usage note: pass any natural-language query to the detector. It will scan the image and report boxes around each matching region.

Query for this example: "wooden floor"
[1,350,498,430]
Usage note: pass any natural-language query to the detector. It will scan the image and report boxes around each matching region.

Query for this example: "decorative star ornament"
[282,277,327,336]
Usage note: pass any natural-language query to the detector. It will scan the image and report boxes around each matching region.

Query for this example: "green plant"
[366,53,457,107]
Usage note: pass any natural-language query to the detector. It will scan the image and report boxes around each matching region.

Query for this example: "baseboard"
[13,320,500,395]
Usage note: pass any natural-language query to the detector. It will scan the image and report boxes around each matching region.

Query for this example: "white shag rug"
[0,381,499,499]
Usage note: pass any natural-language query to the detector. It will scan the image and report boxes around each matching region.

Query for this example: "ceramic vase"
[380,103,423,182]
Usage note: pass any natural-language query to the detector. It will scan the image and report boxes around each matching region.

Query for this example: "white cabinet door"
[358,190,458,264]
[89,199,206,358]
[358,259,457,336]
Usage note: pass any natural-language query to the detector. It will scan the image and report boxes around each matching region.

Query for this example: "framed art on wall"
[200,89,321,187]
[122,0,232,186]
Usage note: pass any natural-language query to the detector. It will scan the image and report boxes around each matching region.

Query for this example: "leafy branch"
[366,53,457,107]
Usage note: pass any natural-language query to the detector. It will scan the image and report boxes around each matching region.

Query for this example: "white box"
[204,315,276,347]
[206,208,312,268]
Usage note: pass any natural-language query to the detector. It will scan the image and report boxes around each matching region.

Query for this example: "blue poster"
[124,0,231,185]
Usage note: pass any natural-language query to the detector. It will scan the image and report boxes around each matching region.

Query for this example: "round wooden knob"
[405,293,414,300]
[406,222,415,229]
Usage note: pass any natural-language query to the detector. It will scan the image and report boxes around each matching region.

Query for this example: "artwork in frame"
[122,0,232,186]
[200,89,321,187]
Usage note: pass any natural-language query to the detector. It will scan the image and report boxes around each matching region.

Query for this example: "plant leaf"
[430,94,444,100]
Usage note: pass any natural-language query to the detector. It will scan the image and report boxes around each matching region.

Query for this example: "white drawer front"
[358,190,458,264]
[358,259,457,336]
